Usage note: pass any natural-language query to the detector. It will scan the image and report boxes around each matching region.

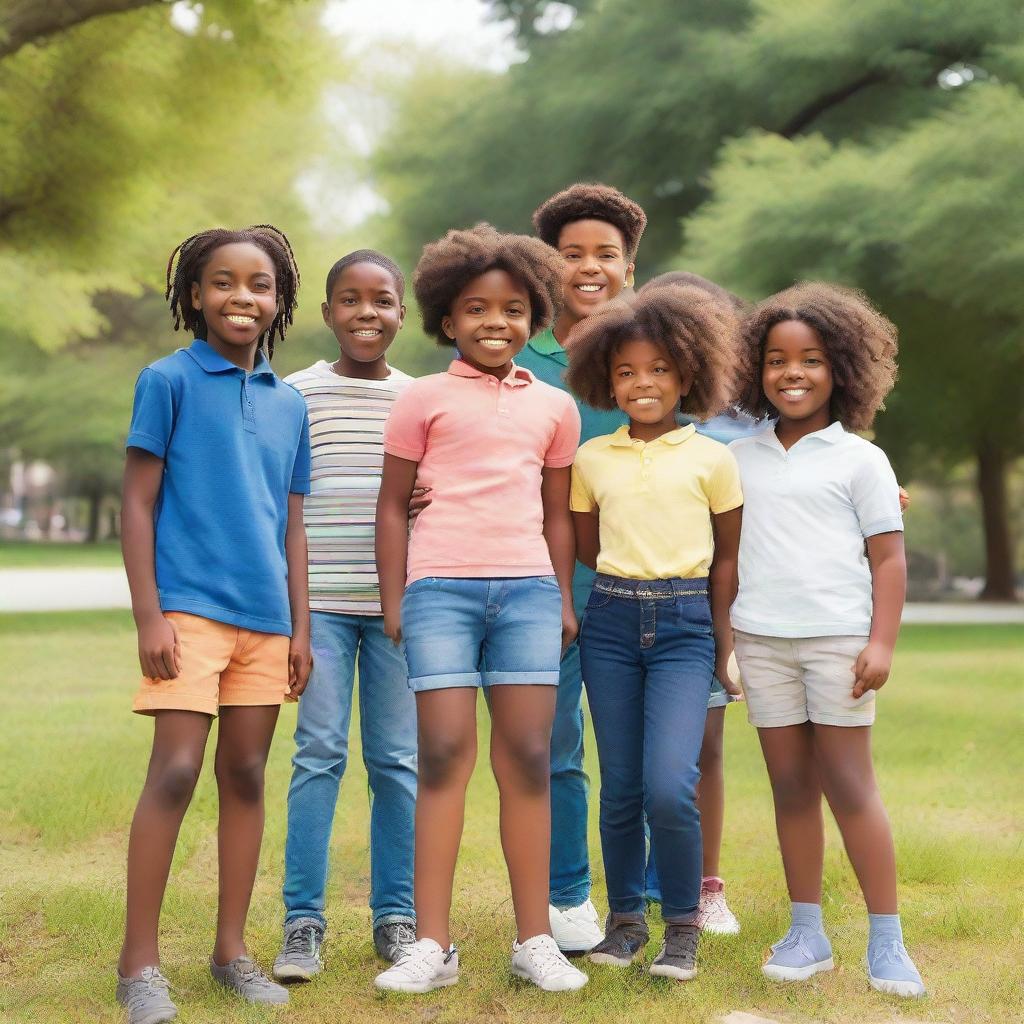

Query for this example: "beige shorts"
[133,612,290,717]
[733,631,875,728]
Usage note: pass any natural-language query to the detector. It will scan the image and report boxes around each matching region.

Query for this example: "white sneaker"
[548,899,604,953]
[695,877,740,935]
[373,938,458,993]
[512,934,588,991]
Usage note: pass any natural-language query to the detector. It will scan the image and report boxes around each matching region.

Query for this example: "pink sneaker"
[696,877,740,934]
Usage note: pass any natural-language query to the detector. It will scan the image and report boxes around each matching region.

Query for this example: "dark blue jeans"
[580,575,714,921]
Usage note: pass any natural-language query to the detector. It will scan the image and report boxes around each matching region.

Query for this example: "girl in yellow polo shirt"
[564,284,743,981]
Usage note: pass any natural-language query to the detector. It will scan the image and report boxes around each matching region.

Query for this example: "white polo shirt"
[729,421,903,638]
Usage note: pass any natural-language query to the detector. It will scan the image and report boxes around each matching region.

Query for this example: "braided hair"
[165,224,300,359]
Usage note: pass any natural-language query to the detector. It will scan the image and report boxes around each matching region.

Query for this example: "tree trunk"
[975,439,1017,601]
[86,488,103,544]
[0,0,159,60]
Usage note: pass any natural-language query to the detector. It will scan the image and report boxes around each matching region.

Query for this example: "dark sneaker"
[649,923,700,981]
[588,914,650,966]
[373,920,418,964]
[210,955,289,1004]
[116,966,178,1024]
[273,917,325,982]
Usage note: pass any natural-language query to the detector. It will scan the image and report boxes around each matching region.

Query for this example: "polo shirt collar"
[446,358,535,388]
[526,328,568,366]
[608,423,696,447]
[755,419,845,451]
[185,339,276,378]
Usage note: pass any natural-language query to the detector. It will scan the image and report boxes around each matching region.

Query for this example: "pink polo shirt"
[384,359,581,584]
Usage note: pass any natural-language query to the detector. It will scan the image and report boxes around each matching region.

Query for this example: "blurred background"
[1,0,1022,602]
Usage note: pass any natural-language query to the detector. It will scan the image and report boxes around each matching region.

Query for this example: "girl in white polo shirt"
[729,283,924,998]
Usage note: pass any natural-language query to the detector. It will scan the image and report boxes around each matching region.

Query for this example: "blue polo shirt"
[518,328,762,611]
[126,339,311,636]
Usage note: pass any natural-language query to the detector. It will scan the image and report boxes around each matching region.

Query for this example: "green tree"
[0,0,336,351]
[681,82,1024,599]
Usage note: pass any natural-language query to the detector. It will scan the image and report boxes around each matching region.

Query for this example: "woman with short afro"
[564,284,744,980]
[729,282,925,998]
[374,224,589,994]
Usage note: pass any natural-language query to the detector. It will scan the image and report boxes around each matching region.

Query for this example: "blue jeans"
[580,575,714,921]
[282,612,417,927]
[549,638,591,908]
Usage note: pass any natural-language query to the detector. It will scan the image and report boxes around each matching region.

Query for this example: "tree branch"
[0,0,162,60]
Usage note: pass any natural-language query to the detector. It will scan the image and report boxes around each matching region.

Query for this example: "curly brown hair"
[737,282,898,431]
[564,285,740,418]
[641,271,745,312]
[412,223,564,343]
[532,183,647,260]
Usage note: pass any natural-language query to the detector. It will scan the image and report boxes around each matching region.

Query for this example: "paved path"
[1,567,1023,622]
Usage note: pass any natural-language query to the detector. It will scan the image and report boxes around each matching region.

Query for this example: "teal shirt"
[518,328,625,614]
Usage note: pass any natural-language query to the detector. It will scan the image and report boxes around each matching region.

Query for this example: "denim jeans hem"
[549,881,592,910]
[661,906,700,924]
[608,897,648,915]
[285,909,327,928]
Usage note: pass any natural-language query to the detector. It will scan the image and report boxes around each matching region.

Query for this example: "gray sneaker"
[649,923,700,981]
[116,966,178,1024]
[273,917,325,982]
[588,914,650,966]
[373,919,418,964]
[210,955,289,1004]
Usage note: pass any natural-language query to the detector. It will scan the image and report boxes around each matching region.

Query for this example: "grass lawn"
[1,613,1021,1023]
[0,540,123,569]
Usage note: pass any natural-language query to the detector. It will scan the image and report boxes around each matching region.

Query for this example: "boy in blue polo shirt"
[116,226,311,1024]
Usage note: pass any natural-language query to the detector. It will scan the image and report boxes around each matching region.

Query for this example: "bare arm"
[122,447,180,680]
[709,505,742,694]
[285,491,312,699]
[572,510,599,571]
[853,531,906,697]
[542,465,578,654]
[376,453,419,645]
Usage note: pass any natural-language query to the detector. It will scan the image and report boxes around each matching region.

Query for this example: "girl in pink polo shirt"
[373,225,586,994]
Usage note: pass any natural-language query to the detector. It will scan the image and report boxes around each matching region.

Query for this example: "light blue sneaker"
[866,938,926,997]
[762,926,834,982]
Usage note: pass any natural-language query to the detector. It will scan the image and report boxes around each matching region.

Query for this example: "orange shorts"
[132,612,290,717]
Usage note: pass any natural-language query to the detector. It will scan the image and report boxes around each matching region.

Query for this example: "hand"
[852,640,893,698]
[898,486,910,512]
[716,653,743,697]
[561,605,579,656]
[287,635,312,700]
[137,613,180,680]
[383,608,403,646]
[409,486,432,522]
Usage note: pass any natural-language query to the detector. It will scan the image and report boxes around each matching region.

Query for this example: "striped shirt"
[285,360,413,615]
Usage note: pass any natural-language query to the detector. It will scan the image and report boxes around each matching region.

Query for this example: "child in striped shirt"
[273,251,418,979]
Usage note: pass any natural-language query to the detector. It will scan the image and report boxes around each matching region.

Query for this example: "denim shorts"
[401,575,563,692]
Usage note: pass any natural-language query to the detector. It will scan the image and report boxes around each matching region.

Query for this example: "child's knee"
[216,754,267,803]
[150,757,202,809]
[770,770,819,814]
[824,768,876,817]
[419,732,475,788]
[646,771,699,828]
[493,731,551,794]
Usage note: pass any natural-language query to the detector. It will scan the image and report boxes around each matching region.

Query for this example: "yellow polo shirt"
[570,424,743,580]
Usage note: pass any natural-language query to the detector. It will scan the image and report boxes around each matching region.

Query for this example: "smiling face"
[556,218,633,329]
[762,318,834,431]
[322,261,405,373]
[611,336,691,440]
[190,242,278,360]
[441,268,531,377]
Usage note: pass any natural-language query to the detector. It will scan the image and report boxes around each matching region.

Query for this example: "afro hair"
[532,183,647,260]
[737,282,898,431]
[564,284,740,419]
[641,270,745,312]
[413,223,564,343]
